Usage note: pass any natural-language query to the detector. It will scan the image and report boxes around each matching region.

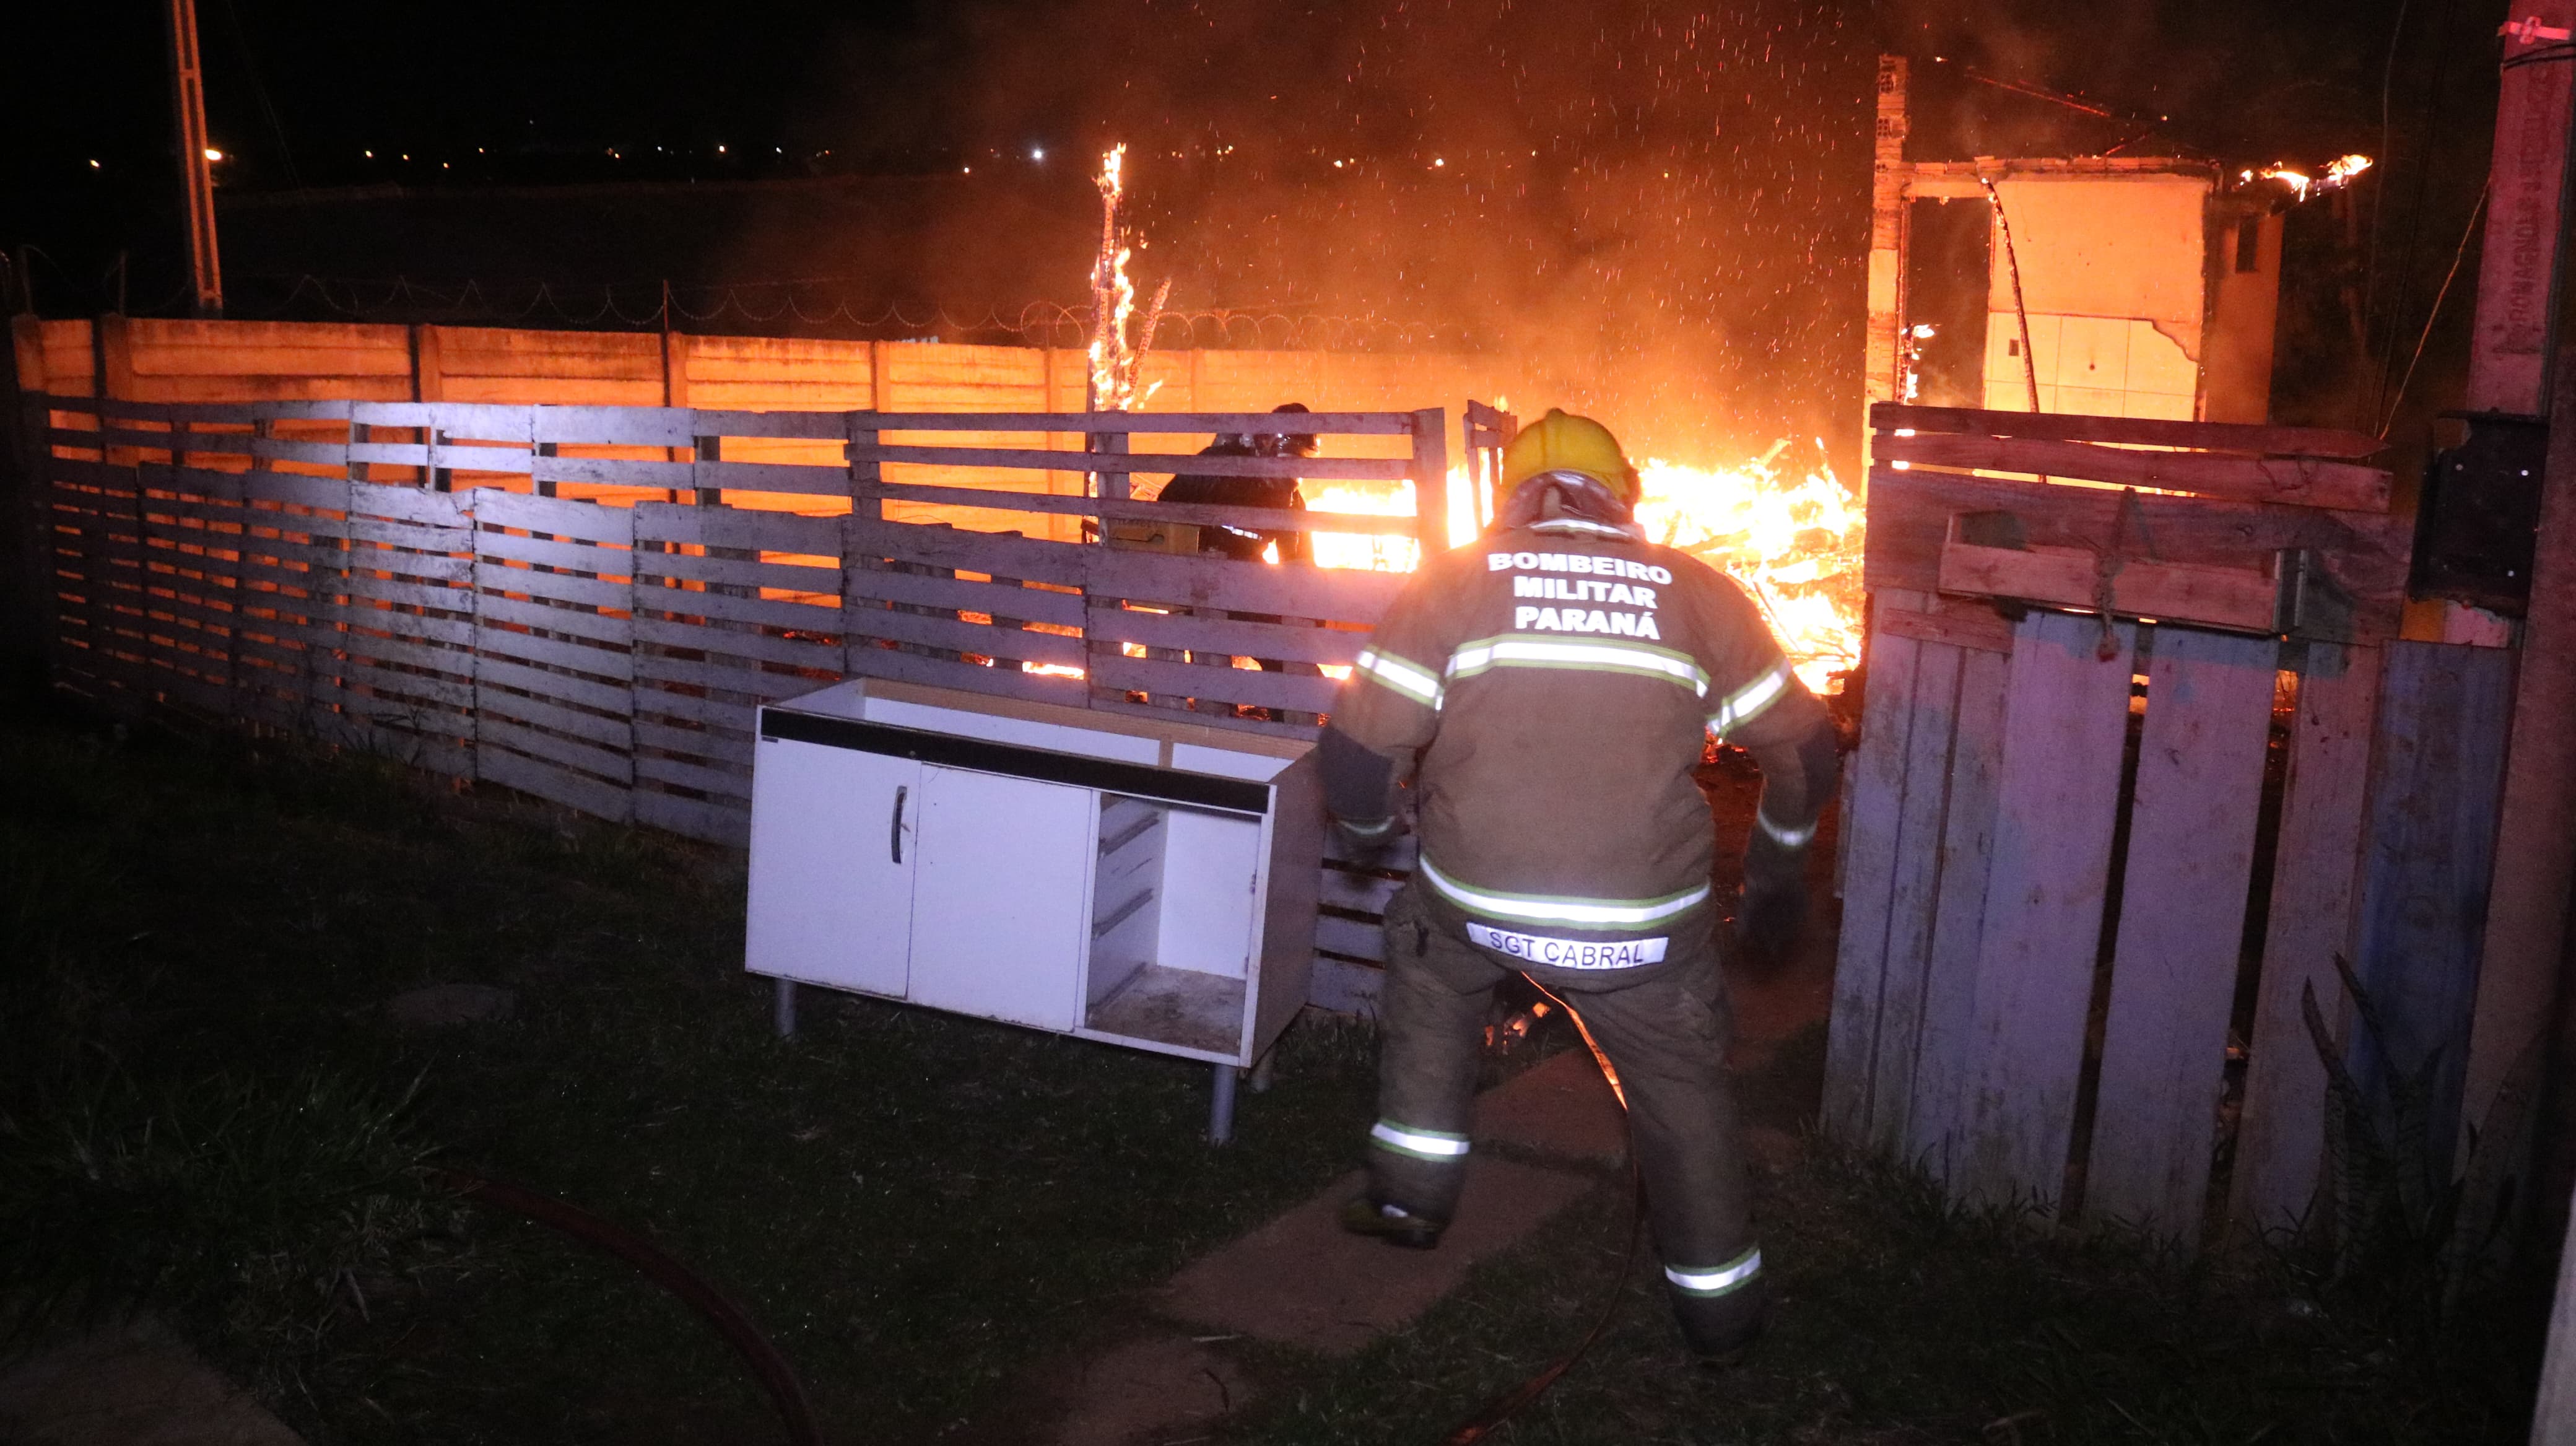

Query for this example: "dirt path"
[1002,774,1842,1446]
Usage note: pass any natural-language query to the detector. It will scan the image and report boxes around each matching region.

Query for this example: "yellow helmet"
[1499,408,1639,503]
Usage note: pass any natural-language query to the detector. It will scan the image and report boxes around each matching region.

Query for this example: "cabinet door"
[907,766,1095,1032]
[745,738,921,997]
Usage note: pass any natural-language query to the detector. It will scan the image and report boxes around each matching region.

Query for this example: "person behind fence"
[1318,407,1840,1367]
[1157,402,1317,566]
[1158,403,1319,699]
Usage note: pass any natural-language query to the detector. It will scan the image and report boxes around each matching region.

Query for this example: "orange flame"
[1308,446,1864,694]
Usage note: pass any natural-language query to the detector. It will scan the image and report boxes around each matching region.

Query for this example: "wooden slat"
[682,409,851,442]
[635,790,751,847]
[1307,956,1384,1015]
[1086,604,1364,666]
[636,551,841,595]
[1904,640,2012,1184]
[857,442,1411,482]
[853,411,1414,435]
[632,647,824,702]
[2084,626,2281,1240]
[692,459,842,495]
[1863,641,1965,1156]
[1953,611,2138,1213]
[1865,466,2412,642]
[635,751,754,799]
[1878,432,2391,513]
[634,718,751,767]
[635,502,842,555]
[1938,538,2282,636]
[480,715,631,780]
[2230,642,2382,1235]
[635,617,842,672]
[637,586,840,635]
[477,744,632,822]
[1085,653,1339,713]
[850,516,1407,622]
[475,654,633,712]
[1879,595,2016,653]
[1873,403,2389,461]
[849,568,1086,628]
[861,478,1423,536]
[840,642,1089,707]
[1315,913,1386,963]
[477,593,633,647]
[476,563,628,612]
[2346,642,2516,1166]
[476,488,635,543]
[474,532,632,576]
[1319,866,1404,914]
[843,608,1086,667]
[532,405,696,446]
[1824,591,1926,1141]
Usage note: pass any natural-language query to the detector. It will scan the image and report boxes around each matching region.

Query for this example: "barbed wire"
[217,272,1469,351]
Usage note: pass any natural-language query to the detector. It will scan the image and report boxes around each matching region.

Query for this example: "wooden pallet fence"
[1826,403,2513,1251]
[15,390,1466,1010]
[632,502,851,844]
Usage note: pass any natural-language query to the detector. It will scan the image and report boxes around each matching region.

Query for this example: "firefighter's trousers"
[1366,882,1765,1348]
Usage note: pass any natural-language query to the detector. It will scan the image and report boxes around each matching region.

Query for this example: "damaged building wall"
[1870,56,2288,438]
[1979,173,2210,421]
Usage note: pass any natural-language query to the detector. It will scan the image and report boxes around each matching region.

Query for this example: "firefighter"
[1157,402,1317,564]
[1321,407,1838,1365]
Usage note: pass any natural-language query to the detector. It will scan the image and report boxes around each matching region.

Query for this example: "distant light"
[1032,147,1046,160]
[1333,159,1342,167]
[962,165,972,173]
[716,144,726,154]
[1434,157,1445,167]
[202,147,224,162]
[363,149,373,159]
[89,159,101,169]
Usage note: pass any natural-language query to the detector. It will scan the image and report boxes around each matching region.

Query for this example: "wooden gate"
[1826,402,2513,1248]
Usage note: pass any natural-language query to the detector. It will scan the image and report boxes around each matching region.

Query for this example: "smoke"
[741,0,1878,464]
[723,0,2434,458]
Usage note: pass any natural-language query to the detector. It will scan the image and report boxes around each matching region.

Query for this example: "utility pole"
[2459,0,2576,1206]
[165,0,222,318]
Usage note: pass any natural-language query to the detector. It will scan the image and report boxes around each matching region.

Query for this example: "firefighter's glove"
[1736,826,1808,967]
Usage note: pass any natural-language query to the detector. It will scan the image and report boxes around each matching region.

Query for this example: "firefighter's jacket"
[1325,520,1833,965]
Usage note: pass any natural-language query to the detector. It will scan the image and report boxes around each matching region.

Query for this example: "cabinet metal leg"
[773,978,798,1039]
[1208,1060,1237,1145]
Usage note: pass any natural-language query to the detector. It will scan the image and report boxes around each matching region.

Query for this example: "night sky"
[0,0,2508,456]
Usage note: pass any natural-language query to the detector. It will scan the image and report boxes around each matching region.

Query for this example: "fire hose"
[1441,989,1648,1446]
[432,1168,822,1446]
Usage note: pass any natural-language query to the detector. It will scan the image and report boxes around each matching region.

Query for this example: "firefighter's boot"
[1338,1195,1447,1250]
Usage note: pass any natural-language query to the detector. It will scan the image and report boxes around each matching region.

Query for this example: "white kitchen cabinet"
[744,738,918,999]
[744,677,1323,1139]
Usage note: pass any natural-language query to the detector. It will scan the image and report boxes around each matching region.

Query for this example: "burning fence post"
[1085,144,1168,416]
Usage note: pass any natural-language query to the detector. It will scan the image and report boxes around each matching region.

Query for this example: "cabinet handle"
[890,785,908,864]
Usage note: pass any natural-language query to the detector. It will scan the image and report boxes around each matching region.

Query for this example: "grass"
[0,686,2547,1444]
[1228,1129,2538,1444]
[0,691,1381,1442]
